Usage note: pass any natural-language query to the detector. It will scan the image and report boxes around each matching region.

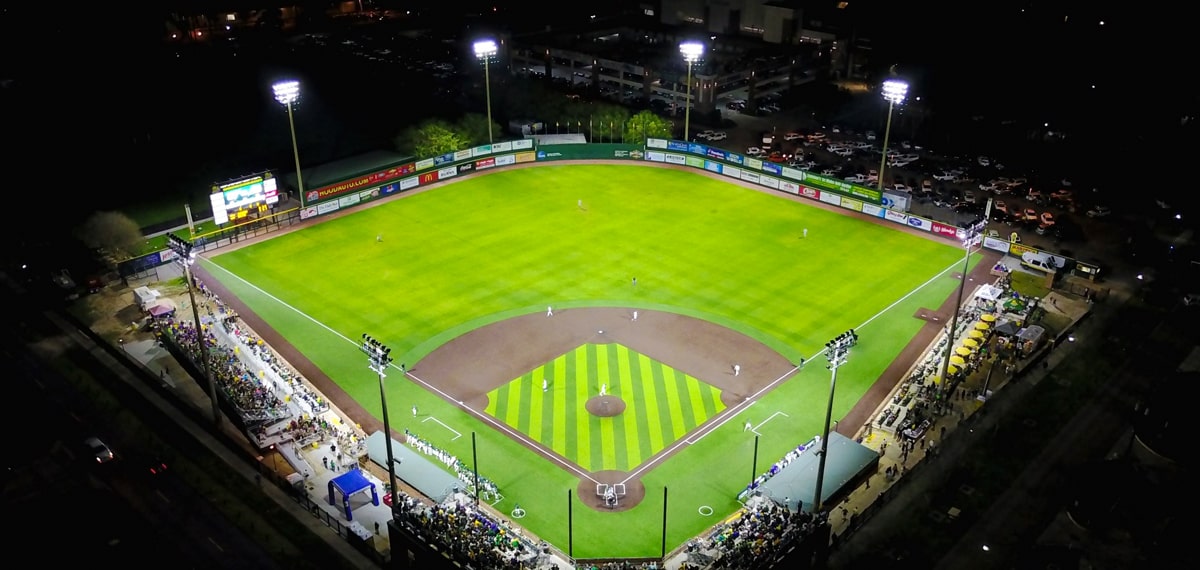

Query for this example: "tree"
[393,119,470,158]
[76,211,143,259]
[623,110,673,144]
[455,113,503,146]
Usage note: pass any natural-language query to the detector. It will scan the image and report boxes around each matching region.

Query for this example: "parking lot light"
[878,79,909,192]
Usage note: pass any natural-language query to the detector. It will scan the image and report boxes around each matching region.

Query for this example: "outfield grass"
[203,164,977,557]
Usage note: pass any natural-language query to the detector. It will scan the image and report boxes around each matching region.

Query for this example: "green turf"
[203,164,976,558]
[485,343,726,471]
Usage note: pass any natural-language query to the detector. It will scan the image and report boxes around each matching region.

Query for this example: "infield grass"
[204,164,976,558]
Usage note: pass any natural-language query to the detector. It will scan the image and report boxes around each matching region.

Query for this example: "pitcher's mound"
[585,396,625,417]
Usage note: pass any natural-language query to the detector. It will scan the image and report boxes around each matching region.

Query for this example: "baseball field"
[200,163,975,558]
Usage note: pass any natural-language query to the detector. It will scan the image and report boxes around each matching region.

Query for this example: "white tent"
[974,284,1004,301]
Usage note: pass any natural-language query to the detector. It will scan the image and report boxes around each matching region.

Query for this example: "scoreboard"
[210,172,279,225]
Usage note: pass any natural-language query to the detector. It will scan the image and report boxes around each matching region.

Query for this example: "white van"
[1021,252,1058,273]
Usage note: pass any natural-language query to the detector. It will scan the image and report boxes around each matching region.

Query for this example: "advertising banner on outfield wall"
[819,191,841,206]
[666,140,689,152]
[646,138,668,149]
[761,162,782,176]
[495,154,516,166]
[416,158,435,171]
[840,197,863,212]
[513,139,534,150]
[704,160,722,174]
[665,153,686,165]
[535,144,644,160]
[905,216,933,232]
[799,186,819,200]
[685,156,704,168]
[646,151,666,162]
[306,161,418,204]
[884,209,908,224]
[930,221,959,238]
[983,236,1011,253]
[317,201,339,215]
[400,176,419,190]
[779,180,800,195]
[882,191,910,212]
[515,152,537,163]
[760,175,780,190]
[300,206,318,220]
[338,192,361,209]
[745,157,764,171]
[781,166,803,181]
[722,166,742,179]
[741,171,760,184]
[861,203,885,218]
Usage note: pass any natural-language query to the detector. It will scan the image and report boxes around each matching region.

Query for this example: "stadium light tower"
[474,39,498,144]
[167,234,221,427]
[362,334,400,511]
[272,80,305,207]
[877,79,909,192]
[679,41,704,142]
[937,217,987,390]
[812,329,858,513]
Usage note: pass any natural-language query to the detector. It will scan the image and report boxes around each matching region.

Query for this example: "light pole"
[167,234,221,427]
[812,329,858,513]
[362,334,400,512]
[877,79,909,192]
[474,39,498,144]
[679,41,704,142]
[938,216,987,388]
[272,80,305,207]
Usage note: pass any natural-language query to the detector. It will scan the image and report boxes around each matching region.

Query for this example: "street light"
[474,39,498,144]
[167,234,221,427]
[362,334,400,513]
[272,80,305,207]
[679,41,704,142]
[938,216,987,389]
[877,79,909,192]
[812,329,858,513]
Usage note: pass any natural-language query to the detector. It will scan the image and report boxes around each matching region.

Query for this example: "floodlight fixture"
[679,41,704,62]
[473,39,498,59]
[881,79,909,105]
[272,80,300,106]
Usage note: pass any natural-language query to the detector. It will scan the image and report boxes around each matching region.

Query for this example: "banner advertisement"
[861,203,885,218]
[492,141,513,152]
[1008,242,1037,257]
[666,140,689,152]
[819,192,842,206]
[317,201,340,215]
[418,171,439,185]
[744,157,764,171]
[761,162,782,176]
[740,171,760,184]
[723,166,742,179]
[457,162,475,175]
[453,149,473,162]
[475,157,497,170]
[706,147,727,160]
[379,183,399,196]
[704,160,722,174]
[906,216,933,231]
[779,180,800,195]
[646,151,666,162]
[840,197,863,212]
[665,153,687,165]
[982,236,1011,253]
[536,144,644,160]
[931,221,959,238]
[614,148,646,160]
[400,176,419,190]
[433,152,456,166]
[416,158,435,171]
[799,186,820,200]
[802,172,882,203]
[512,139,534,150]
[688,143,707,155]
[515,152,537,163]
[307,162,418,203]
[437,166,457,180]
[884,209,909,224]
[882,191,910,212]
[781,166,804,182]
[300,206,318,220]
[685,156,704,168]
[646,138,668,149]
[470,145,492,157]
[724,153,744,165]
[338,192,361,209]
[759,175,780,189]
[495,154,516,166]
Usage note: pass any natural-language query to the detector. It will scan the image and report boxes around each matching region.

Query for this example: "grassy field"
[485,343,726,472]
[203,164,977,557]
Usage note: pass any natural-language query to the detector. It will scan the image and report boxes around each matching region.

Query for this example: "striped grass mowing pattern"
[485,343,726,472]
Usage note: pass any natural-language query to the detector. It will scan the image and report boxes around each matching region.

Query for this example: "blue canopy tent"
[327,469,379,521]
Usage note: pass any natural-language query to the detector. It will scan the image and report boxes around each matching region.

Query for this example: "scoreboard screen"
[210,173,279,225]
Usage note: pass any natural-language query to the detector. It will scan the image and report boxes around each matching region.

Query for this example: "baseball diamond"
[200,162,973,558]
[485,342,727,472]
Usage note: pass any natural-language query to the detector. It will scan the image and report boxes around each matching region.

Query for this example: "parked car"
[707,131,727,141]
[933,172,957,181]
[1040,212,1055,225]
[865,130,877,141]
[844,173,867,184]
[977,156,991,166]
[1050,188,1073,201]
[1086,205,1111,218]
[784,132,804,141]
[1027,188,1043,201]
[1023,208,1039,221]
[695,130,715,140]
[746,147,764,156]
[85,436,116,464]
[921,179,934,193]
[994,200,1009,215]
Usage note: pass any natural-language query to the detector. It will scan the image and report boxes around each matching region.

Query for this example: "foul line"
[752,411,789,435]
[627,253,976,484]
[422,417,462,441]
[200,259,601,485]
